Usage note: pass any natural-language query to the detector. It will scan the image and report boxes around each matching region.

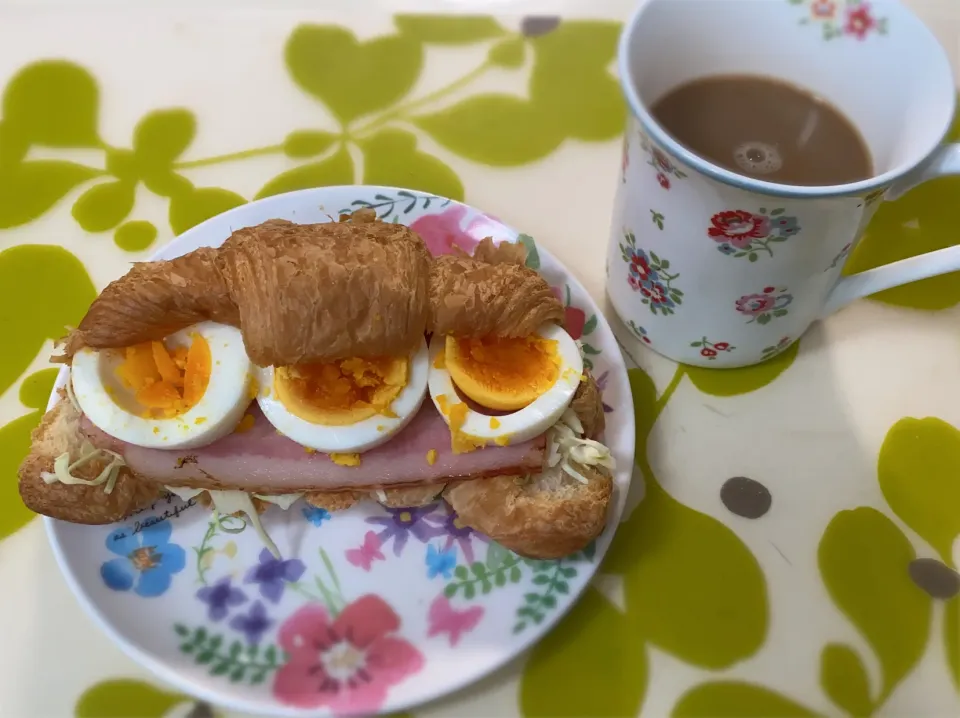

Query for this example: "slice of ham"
[81,404,545,493]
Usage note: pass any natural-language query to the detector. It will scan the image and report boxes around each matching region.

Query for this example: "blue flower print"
[229,600,273,644]
[302,505,330,527]
[425,543,457,580]
[245,548,306,603]
[718,243,737,255]
[771,215,800,237]
[196,577,246,622]
[100,520,186,598]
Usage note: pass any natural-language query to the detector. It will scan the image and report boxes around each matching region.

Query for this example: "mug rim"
[617,0,958,199]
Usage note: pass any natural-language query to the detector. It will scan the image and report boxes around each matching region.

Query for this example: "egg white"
[255,336,430,453]
[427,323,583,446]
[71,321,254,450]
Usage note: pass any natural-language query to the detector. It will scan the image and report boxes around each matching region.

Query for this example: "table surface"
[1,1,960,716]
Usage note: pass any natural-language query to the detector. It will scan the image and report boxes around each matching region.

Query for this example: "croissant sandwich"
[19,210,615,560]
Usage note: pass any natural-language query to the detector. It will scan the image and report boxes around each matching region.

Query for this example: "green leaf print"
[672,681,818,717]
[176,625,284,684]
[285,25,423,125]
[685,339,799,397]
[0,244,95,398]
[520,587,647,717]
[255,145,353,200]
[283,129,338,158]
[75,678,191,718]
[0,160,101,230]
[0,368,59,539]
[844,101,960,310]
[2,60,101,148]
[168,184,247,236]
[114,220,158,252]
[444,554,522,599]
[488,37,526,68]
[820,643,874,716]
[528,21,625,141]
[71,179,136,232]
[877,417,960,566]
[394,15,506,44]
[358,128,464,201]
[603,368,769,669]
[818,507,932,703]
[133,108,196,167]
[945,598,959,690]
[415,94,564,166]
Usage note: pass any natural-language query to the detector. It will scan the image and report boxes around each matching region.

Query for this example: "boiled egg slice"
[428,323,583,450]
[255,337,429,453]
[71,321,255,450]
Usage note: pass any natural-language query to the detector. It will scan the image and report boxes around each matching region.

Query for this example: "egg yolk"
[114,335,211,418]
[444,335,559,411]
[274,356,408,426]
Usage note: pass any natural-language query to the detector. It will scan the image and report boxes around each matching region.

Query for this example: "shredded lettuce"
[165,485,280,558]
[252,493,302,510]
[40,441,125,495]
[65,370,81,413]
[546,409,615,484]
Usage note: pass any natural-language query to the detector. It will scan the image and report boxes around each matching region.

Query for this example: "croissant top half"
[59,213,565,366]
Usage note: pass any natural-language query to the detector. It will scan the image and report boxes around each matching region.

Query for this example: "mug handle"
[821,143,960,317]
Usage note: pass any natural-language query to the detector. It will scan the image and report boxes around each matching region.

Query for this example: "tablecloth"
[1,0,959,715]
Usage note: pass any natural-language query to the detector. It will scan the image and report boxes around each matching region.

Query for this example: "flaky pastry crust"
[59,212,431,366]
[571,373,605,440]
[443,465,612,560]
[428,238,564,338]
[17,395,161,524]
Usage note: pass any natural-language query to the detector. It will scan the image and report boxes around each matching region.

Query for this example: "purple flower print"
[245,548,306,604]
[438,508,489,564]
[229,600,273,645]
[196,577,246,622]
[366,504,445,557]
[594,371,614,414]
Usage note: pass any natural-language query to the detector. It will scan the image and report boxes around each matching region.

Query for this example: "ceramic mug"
[607,0,960,368]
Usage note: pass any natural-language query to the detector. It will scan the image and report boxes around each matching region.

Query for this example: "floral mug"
[608,0,960,368]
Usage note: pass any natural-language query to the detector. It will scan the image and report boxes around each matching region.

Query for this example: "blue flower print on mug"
[100,520,186,597]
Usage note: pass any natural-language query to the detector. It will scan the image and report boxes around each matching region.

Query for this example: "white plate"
[44,186,635,716]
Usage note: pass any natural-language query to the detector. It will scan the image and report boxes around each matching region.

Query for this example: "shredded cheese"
[41,441,126,495]
[375,489,388,503]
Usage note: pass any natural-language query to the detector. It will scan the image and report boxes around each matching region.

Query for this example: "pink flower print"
[652,148,673,172]
[736,286,792,325]
[736,293,777,316]
[273,596,424,713]
[410,205,480,257]
[708,210,771,249]
[427,595,484,647]
[844,3,877,39]
[811,0,836,19]
[346,531,385,572]
[656,172,670,190]
[620,137,629,182]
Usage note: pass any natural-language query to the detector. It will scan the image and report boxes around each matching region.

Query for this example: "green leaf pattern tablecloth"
[0,2,958,715]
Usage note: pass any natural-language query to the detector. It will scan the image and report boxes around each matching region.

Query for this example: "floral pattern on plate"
[49,186,633,717]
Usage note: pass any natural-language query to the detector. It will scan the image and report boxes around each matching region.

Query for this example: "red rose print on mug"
[709,207,801,261]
